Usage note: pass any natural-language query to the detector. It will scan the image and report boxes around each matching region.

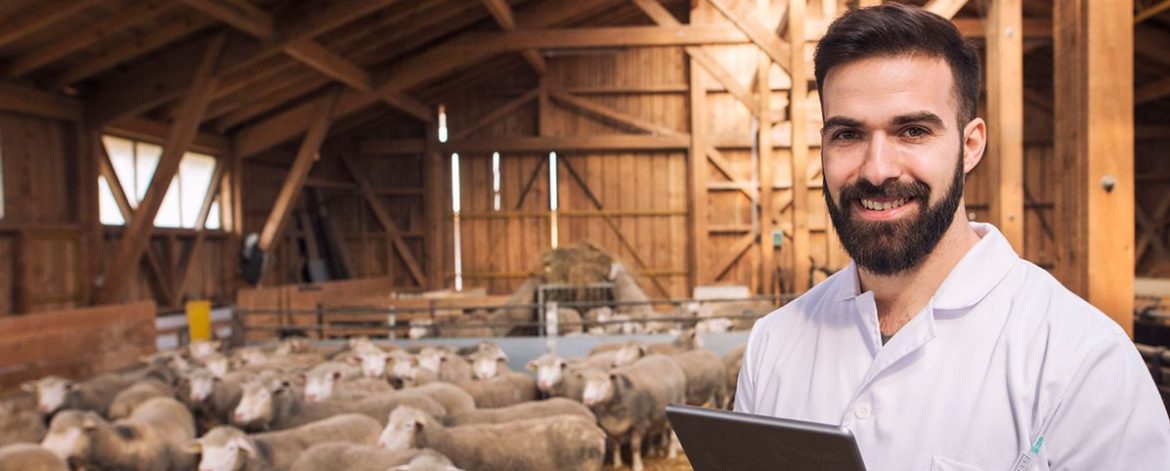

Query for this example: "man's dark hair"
[814,3,981,125]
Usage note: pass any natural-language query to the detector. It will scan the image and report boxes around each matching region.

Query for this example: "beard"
[824,152,965,276]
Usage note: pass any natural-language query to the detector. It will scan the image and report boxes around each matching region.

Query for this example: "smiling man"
[734,3,1170,470]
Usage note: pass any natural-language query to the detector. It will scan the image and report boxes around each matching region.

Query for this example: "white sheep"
[0,443,68,471]
[186,413,381,471]
[289,442,451,471]
[40,397,195,471]
[379,405,606,471]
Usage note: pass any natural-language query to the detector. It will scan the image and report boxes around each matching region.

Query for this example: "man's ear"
[961,117,987,175]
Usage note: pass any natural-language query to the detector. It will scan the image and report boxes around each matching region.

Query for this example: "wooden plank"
[1136,196,1170,263]
[1053,0,1135,334]
[52,12,216,87]
[986,0,1025,252]
[257,87,340,253]
[1136,0,1170,23]
[951,18,1052,38]
[480,0,547,73]
[4,1,175,78]
[630,0,762,115]
[757,45,776,294]
[86,37,214,126]
[1135,75,1170,105]
[339,155,427,286]
[548,90,681,136]
[789,0,811,293]
[707,0,792,73]
[178,0,272,36]
[371,88,434,124]
[94,34,225,305]
[0,82,80,122]
[284,39,372,91]
[923,0,969,19]
[424,125,445,290]
[442,135,690,153]
[0,0,104,49]
[451,89,539,142]
[359,139,427,155]
[1135,27,1170,67]
[689,56,710,289]
[441,26,751,53]
[106,116,230,156]
[712,233,756,281]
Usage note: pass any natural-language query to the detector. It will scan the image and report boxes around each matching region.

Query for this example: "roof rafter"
[481,0,547,74]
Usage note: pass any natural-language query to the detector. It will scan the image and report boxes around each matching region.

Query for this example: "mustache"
[838,179,930,203]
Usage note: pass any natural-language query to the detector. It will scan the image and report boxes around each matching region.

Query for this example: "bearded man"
[734,4,1170,470]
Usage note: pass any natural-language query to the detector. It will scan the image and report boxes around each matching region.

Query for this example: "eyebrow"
[821,112,948,132]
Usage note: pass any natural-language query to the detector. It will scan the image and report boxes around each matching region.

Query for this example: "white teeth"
[860,198,907,211]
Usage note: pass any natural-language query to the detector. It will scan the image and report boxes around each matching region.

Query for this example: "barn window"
[97,135,223,230]
[451,152,463,292]
[491,151,501,211]
[548,152,558,249]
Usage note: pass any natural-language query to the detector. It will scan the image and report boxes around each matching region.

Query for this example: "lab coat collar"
[835,222,1018,312]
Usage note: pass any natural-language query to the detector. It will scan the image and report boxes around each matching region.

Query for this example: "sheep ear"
[559,361,567,370]
[182,439,202,454]
[81,415,98,430]
[20,382,35,393]
[235,437,258,457]
[525,361,536,371]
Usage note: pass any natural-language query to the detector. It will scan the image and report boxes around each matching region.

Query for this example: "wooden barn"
[0,0,1168,470]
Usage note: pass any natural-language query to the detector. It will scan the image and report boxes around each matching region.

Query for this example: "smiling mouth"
[859,197,913,211]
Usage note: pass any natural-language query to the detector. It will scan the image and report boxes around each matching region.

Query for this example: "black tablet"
[666,404,868,471]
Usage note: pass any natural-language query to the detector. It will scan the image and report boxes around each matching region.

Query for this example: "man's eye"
[902,126,929,138]
[832,129,860,140]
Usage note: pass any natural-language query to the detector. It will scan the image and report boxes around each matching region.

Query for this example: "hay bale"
[540,242,613,286]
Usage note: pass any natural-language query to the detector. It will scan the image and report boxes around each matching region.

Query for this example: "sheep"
[358,348,391,380]
[232,378,446,432]
[723,344,746,408]
[274,337,317,356]
[451,372,538,408]
[108,378,174,420]
[379,405,606,471]
[179,369,252,431]
[468,347,510,380]
[301,361,368,402]
[667,349,728,407]
[416,347,473,382]
[406,382,476,416]
[527,353,587,401]
[0,443,68,471]
[200,353,231,379]
[22,373,140,418]
[186,413,381,471]
[444,398,594,426]
[386,350,419,386]
[0,397,47,446]
[289,443,450,471]
[40,397,195,471]
[388,452,465,471]
[187,340,222,362]
[581,354,686,471]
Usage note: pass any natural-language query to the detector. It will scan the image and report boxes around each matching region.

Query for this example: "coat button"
[854,403,872,420]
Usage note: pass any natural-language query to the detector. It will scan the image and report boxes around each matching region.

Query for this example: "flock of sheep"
[1,332,747,471]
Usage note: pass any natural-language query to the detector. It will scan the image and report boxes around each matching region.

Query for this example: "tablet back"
[666,404,868,471]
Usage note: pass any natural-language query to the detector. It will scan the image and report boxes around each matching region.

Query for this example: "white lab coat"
[736,223,1170,470]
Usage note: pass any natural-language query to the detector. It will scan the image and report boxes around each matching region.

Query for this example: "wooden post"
[94,33,225,305]
[77,127,101,305]
[257,87,341,254]
[789,0,811,294]
[985,0,1025,252]
[687,60,709,292]
[424,123,445,290]
[1053,0,1134,334]
[757,28,775,295]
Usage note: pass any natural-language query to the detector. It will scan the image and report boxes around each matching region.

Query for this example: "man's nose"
[857,134,902,185]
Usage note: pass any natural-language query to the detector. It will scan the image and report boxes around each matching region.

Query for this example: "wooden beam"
[548,89,681,136]
[441,26,751,53]
[689,55,710,289]
[951,18,1052,38]
[371,88,434,123]
[239,0,623,157]
[706,145,757,201]
[923,0,969,19]
[1137,124,1170,140]
[630,0,762,115]
[86,37,216,126]
[52,12,216,87]
[0,82,80,121]
[707,0,792,73]
[712,233,756,281]
[1136,0,1170,23]
[985,0,1026,251]
[177,0,273,37]
[339,155,427,286]
[481,0,547,74]
[440,135,690,153]
[284,39,372,91]
[1136,75,1170,105]
[0,0,104,49]
[174,165,226,293]
[1054,0,1135,334]
[789,0,811,293]
[1135,27,1170,67]
[94,34,225,305]
[4,1,175,78]
[106,116,230,156]
[1136,196,1170,263]
[451,89,539,142]
[757,44,776,294]
[257,87,340,253]
[424,124,445,289]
